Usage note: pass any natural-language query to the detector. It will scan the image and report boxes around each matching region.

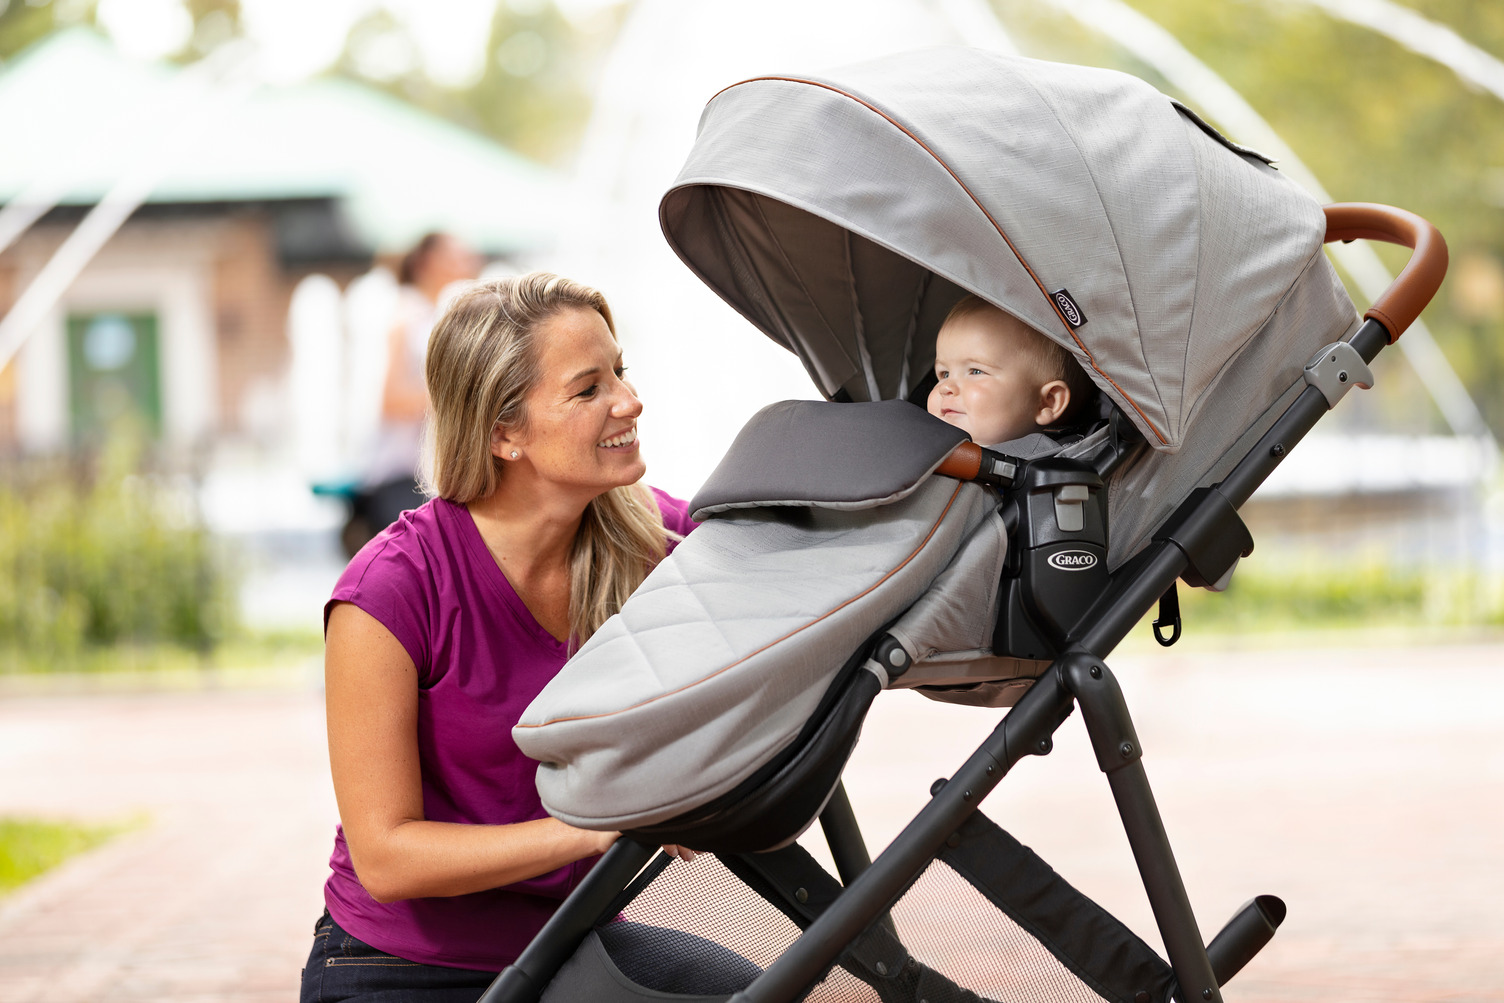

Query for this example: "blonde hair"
[943,295,1097,424]
[424,272,674,647]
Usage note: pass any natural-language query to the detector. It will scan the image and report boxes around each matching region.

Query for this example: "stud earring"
[510,451,519,459]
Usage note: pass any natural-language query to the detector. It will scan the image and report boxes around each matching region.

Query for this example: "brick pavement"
[0,639,1500,1002]
[0,679,334,1002]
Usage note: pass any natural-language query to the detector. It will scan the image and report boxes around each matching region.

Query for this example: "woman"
[301,273,698,1002]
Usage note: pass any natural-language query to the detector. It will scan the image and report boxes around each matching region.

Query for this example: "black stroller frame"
[482,205,1447,1003]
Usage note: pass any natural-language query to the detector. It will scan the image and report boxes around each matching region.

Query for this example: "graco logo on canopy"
[1047,550,1098,571]
[1050,288,1087,329]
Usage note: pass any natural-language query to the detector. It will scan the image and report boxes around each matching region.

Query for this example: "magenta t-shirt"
[322,487,696,970]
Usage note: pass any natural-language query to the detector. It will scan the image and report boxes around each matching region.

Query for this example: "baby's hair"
[943,295,1098,425]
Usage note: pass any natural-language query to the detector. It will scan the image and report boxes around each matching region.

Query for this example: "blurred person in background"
[357,232,483,544]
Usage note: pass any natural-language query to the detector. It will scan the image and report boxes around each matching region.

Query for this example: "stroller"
[487,49,1448,1003]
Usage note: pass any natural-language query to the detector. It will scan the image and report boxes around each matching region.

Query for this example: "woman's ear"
[489,422,517,460]
[1035,380,1071,427]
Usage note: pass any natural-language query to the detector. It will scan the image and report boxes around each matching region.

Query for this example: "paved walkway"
[0,673,334,1002]
[0,639,1500,1001]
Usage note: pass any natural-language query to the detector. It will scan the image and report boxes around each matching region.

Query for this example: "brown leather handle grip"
[936,441,982,480]
[1324,202,1448,344]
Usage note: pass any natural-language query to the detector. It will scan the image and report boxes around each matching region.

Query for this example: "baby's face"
[927,311,1049,446]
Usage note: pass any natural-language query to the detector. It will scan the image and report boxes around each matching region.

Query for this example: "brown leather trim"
[705,76,1170,446]
[516,481,969,730]
[1323,202,1449,344]
[936,441,982,481]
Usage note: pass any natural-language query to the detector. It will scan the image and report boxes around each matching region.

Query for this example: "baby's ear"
[1036,380,1071,426]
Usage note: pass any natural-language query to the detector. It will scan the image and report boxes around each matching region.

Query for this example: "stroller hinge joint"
[1303,340,1375,408]
[1059,653,1143,774]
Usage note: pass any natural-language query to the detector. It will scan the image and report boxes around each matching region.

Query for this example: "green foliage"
[1175,554,1504,633]
[0,815,135,894]
[0,0,96,64]
[332,2,603,164]
[0,427,238,672]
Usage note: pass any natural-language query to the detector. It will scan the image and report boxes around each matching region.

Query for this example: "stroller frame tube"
[817,782,874,886]
[1062,653,1219,1003]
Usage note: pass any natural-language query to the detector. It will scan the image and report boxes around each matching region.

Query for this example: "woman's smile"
[598,426,638,450]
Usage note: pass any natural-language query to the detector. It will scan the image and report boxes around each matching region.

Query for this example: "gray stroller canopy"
[660,47,1330,453]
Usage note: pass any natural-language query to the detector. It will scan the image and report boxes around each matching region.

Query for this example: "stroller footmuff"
[493,46,1447,1003]
[516,398,1037,849]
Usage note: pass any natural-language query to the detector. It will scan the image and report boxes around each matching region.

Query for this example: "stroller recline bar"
[491,46,1450,1003]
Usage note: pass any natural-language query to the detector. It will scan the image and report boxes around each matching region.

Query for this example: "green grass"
[0,816,138,895]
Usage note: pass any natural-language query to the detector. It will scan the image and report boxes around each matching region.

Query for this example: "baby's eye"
[968,367,985,376]
[935,368,949,379]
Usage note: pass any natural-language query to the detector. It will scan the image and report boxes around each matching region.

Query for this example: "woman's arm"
[325,601,617,903]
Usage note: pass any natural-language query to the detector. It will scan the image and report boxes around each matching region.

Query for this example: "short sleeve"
[325,530,434,676]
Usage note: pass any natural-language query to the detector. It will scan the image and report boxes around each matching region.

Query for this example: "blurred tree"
[0,1,605,166]
[179,0,242,58]
[0,0,97,63]
[333,1,613,165]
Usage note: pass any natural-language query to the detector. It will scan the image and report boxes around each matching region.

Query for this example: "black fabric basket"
[539,810,1174,1003]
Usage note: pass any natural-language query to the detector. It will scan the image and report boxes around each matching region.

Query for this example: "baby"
[927,295,1096,446]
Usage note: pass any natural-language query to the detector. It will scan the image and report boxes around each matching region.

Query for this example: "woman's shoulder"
[339,499,455,580]
[648,486,699,541]
[324,499,465,646]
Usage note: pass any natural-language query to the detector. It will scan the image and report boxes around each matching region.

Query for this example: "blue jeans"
[299,912,498,1003]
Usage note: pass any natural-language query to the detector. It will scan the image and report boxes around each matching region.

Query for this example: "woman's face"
[497,307,646,501]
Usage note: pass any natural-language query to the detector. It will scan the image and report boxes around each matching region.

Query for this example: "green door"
[66,312,163,446]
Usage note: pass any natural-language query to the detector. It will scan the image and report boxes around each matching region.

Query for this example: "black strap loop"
[1152,584,1182,647]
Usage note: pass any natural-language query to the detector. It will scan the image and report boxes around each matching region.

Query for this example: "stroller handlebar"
[1324,202,1448,345]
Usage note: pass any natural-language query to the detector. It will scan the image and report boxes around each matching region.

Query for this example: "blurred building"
[0,29,561,461]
